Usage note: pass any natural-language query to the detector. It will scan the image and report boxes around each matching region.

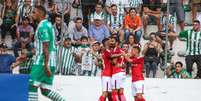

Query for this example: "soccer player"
[99,38,113,101]
[28,5,65,101]
[124,46,145,101]
[109,37,126,101]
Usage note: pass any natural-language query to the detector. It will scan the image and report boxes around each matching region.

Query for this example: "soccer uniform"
[111,47,126,89]
[29,19,56,89]
[101,49,113,92]
[130,57,145,96]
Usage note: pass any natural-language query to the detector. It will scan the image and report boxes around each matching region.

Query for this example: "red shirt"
[111,47,125,74]
[130,57,144,82]
[101,49,112,77]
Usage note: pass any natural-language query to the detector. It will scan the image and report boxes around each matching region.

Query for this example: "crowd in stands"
[0,0,201,79]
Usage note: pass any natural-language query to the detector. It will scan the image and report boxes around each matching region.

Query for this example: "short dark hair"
[129,8,137,13]
[109,36,119,43]
[75,17,82,23]
[35,5,47,17]
[80,36,88,41]
[175,61,183,67]
[55,14,62,18]
[102,38,109,46]
[64,37,71,41]
[111,4,117,8]
[96,3,103,8]
[133,45,141,53]
[194,20,200,24]
[22,16,30,21]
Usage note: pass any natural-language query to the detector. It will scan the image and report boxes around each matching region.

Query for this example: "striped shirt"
[160,14,177,32]
[179,29,201,55]
[89,12,106,22]
[56,45,77,75]
[106,0,130,15]
[107,13,124,29]
[33,19,56,67]
[129,0,143,8]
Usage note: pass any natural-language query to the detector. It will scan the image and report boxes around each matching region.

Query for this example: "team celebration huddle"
[98,37,145,101]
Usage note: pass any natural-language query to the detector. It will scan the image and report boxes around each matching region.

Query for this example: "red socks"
[112,91,119,101]
[119,92,126,101]
[99,95,105,101]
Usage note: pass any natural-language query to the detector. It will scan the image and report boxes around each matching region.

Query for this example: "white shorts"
[112,72,126,89]
[131,80,144,96]
[101,76,112,92]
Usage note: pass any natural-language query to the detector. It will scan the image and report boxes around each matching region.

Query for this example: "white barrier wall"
[39,76,201,101]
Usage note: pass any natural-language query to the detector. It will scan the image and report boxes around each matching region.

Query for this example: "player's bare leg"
[119,88,126,101]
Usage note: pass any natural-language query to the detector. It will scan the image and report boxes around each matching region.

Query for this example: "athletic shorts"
[112,72,126,89]
[131,80,145,96]
[29,65,55,89]
[101,76,112,92]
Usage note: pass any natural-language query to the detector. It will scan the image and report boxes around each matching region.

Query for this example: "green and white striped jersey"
[179,29,201,55]
[33,19,56,67]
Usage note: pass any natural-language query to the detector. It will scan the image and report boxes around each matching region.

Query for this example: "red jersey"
[111,47,125,74]
[101,49,112,77]
[130,57,144,82]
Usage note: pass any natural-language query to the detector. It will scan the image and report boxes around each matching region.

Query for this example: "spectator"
[127,34,140,53]
[75,36,91,76]
[53,14,68,44]
[15,0,33,25]
[69,0,82,21]
[45,0,56,24]
[0,43,16,73]
[56,37,78,75]
[1,0,16,43]
[54,0,70,25]
[107,4,124,43]
[169,0,185,31]
[88,16,110,43]
[142,33,161,78]
[124,8,142,43]
[129,0,143,14]
[190,0,201,23]
[166,61,191,78]
[143,0,161,37]
[90,41,102,76]
[13,17,34,57]
[106,0,130,15]
[179,20,201,79]
[89,3,106,25]
[81,0,99,28]
[69,17,88,45]
[159,43,174,71]
[159,11,177,50]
